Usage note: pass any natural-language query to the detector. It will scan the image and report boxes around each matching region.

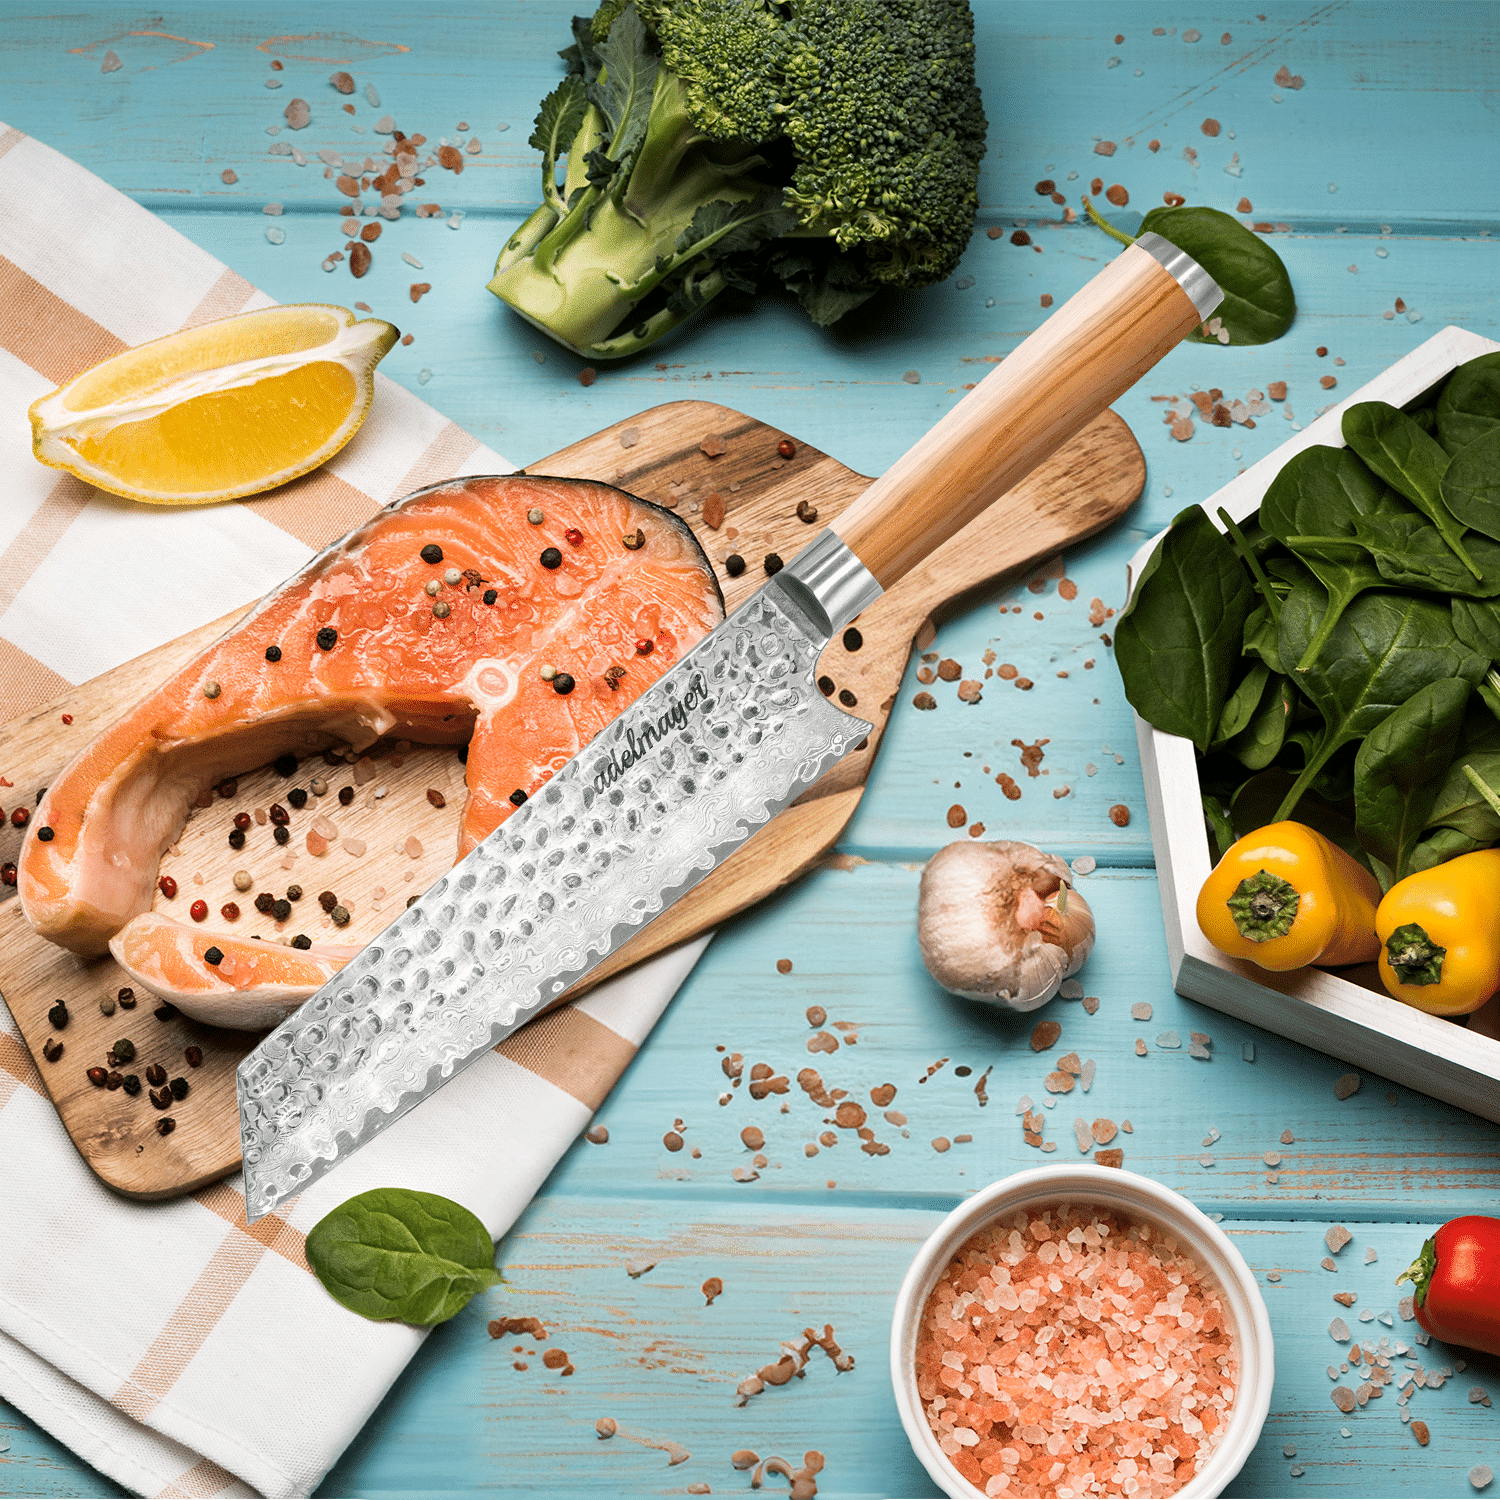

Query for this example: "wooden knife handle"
[831,236,1219,589]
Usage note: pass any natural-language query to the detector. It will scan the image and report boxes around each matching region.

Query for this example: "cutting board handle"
[832,234,1221,589]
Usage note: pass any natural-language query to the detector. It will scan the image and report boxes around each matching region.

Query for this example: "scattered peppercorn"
[185,1045,203,1068]
[0,862,15,887]
[10,807,28,827]
[509,789,527,806]
[777,438,796,459]
[47,1001,68,1029]
[273,825,290,845]
[220,902,240,922]
[233,812,252,831]
[106,1071,123,1090]
[817,676,835,695]
[288,788,308,809]
[255,892,276,914]
[228,828,247,849]
[203,946,225,966]
[158,874,179,898]
[432,601,451,618]
[99,995,116,1017]
[622,528,645,550]
[330,905,351,927]
[287,884,303,901]
[483,588,498,605]
[118,987,136,1009]
[269,803,289,825]
[153,1004,178,1022]
[273,753,298,777]
[146,1063,167,1087]
[122,1073,141,1095]
[421,544,444,563]
[149,1087,173,1110]
[564,527,584,546]
[316,627,338,650]
[339,786,355,806]
[36,826,53,842]
[202,681,221,699]
[843,627,863,651]
[796,499,818,524]
[539,547,562,569]
[170,1076,190,1100]
[272,899,292,921]
[87,1067,108,1087]
[42,1038,62,1062]
[110,1039,136,1064]
[725,553,746,577]
[426,789,446,808]
[764,552,784,575]
[265,645,283,662]
[552,673,576,695]
[190,899,208,922]
[156,1117,176,1136]
[839,688,858,707]
[217,778,238,798]
[61,713,73,725]
[318,890,338,912]
[290,934,312,949]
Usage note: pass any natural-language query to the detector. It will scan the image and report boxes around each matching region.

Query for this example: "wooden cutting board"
[0,399,1144,1199]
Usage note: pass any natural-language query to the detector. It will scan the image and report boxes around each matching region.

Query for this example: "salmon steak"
[20,474,724,965]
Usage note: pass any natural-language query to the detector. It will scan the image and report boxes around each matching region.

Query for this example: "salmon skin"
[20,474,723,957]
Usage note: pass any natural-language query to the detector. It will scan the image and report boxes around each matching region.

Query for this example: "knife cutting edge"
[238,232,1222,1220]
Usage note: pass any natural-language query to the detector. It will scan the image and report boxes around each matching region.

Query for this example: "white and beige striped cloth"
[0,122,709,1497]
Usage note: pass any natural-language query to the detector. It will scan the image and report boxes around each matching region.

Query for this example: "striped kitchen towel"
[0,122,710,1498]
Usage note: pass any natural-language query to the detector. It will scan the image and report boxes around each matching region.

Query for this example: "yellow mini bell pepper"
[1375,850,1500,1016]
[1196,821,1382,971]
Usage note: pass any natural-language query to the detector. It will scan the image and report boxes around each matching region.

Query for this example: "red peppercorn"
[190,899,208,922]
[10,807,28,828]
[233,811,252,831]
[777,438,796,459]
[564,527,584,547]
[636,639,654,655]
[61,713,73,725]
[158,875,178,899]
[0,862,14,887]
[86,1067,108,1088]
[269,803,289,825]
[220,902,241,921]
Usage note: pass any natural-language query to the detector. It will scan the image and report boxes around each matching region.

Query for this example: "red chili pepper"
[157,875,178,899]
[189,899,208,922]
[1397,1216,1500,1356]
[564,527,585,547]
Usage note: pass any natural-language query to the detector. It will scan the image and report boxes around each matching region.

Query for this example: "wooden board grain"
[0,399,1143,1199]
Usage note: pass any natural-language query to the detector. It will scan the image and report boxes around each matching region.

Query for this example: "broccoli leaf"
[530,78,590,208]
[589,4,658,160]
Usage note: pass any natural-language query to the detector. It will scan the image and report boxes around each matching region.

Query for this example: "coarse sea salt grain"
[915,1202,1237,1498]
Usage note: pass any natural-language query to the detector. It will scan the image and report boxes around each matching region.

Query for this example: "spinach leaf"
[1343,402,1482,581]
[1441,428,1500,542]
[1137,206,1295,344]
[1437,351,1500,455]
[1407,823,1488,874]
[1214,660,1271,745]
[1243,600,1286,675]
[1353,677,1471,886]
[1202,795,1237,863]
[1231,768,1364,865]
[1334,511,1500,599]
[1224,671,1295,770]
[1453,597,1500,658]
[1259,443,1389,541]
[1424,748,1500,843]
[1115,506,1257,753]
[306,1187,504,1326]
[1272,588,1488,822]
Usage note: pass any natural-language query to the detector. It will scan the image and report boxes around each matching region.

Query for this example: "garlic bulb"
[917,840,1095,1011]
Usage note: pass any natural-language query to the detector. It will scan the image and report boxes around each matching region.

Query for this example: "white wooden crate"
[1128,326,1500,1123]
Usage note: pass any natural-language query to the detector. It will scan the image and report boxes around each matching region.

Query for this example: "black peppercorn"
[146,1063,167,1087]
[185,1045,203,1068]
[204,946,224,966]
[154,1004,178,1022]
[338,786,355,806]
[255,892,276,914]
[170,1076,190,1100]
[122,1073,141,1095]
[763,552,784,576]
[228,828,246,849]
[287,788,308,809]
[273,752,298,777]
[156,1116,176,1136]
[316,627,338,650]
[264,645,283,662]
[817,676,834,696]
[273,825,290,845]
[37,826,54,841]
[118,987,136,1009]
[318,890,338,912]
[725,553,746,577]
[86,1067,108,1087]
[843,627,863,651]
[420,543,443,564]
[272,899,292,922]
[330,905,350,927]
[110,1039,136,1064]
[838,688,858,707]
[509,788,528,806]
[539,547,563,569]
[42,1037,63,1063]
[149,1087,172,1110]
[483,588,498,605]
[291,934,312,949]
[47,1001,68,1029]
[552,672,576,695]
[106,1071,123,1090]
[287,885,303,901]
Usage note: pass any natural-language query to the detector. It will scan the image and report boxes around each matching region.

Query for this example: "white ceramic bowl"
[890,1165,1273,1499]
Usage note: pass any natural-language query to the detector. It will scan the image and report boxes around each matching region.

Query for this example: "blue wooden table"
[1,3,1498,1495]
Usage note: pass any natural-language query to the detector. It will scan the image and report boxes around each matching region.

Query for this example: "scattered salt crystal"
[1059,979,1084,999]
[1014,1095,1034,1114]
[1365,1246,1378,1263]
[1131,1002,1153,1021]
[1471,1387,1490,1403]
[1264,1151,1282,1167]
[1340,1426,1352,1437]
[365,83,380,107]
[1330,1318,1351,1342]
[1266,1271,1281,1282]
[265,226,286,244]
[101,48,123,72]
[1280,1128,1295,1144]
[404,836,423,859]
[1073,1117,1093,1153]
[1198,1153,1215,1168]
[1321,1257,1337,1271]
[1188,1040,1211,1060]
[1134,1039,1147,1055]
[1399,1296,1415,1321]
[1079,1059,1095,1091]
[1040,1141,1056,1152]
[342,838,367,857]
[1473,1467,1494,1491]
[1334,1072,1361,1099]
[1331,1384,1356,1411]
[1202,1127,1221,1146]
[1071,855,1096,875]
[1326,1224,1353,1254]
[1156,1030,1181,1048]
[1415,1327,1430,1346]
[1327,1365,1339,1380]
[402,252,423,268]
[418,369,432,384]
[1359,1309,1375,1322]
[1290,1467,1304,1477]
[903,370,921,384]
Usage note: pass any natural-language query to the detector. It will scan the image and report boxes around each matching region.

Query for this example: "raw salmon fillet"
[21,474,723,956]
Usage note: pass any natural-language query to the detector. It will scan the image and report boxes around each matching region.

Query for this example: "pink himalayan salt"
[915,1204,1237,1498]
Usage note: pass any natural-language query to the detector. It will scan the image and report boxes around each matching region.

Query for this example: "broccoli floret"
[488,0,986,359]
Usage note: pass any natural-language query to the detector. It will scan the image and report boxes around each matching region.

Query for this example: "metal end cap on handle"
[1134,231,1224,322]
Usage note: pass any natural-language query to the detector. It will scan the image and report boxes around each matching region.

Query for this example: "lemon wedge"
[29,303,398,505]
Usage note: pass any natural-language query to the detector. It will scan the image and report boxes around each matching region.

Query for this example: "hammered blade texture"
[239,581,872,1219]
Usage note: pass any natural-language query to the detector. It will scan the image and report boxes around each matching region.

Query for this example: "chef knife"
[239,233,1221,1221]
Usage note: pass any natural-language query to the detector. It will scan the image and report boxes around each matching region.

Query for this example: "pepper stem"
[1394,1234,1437,1309]
[1384,922,1446,987]
[1225,868,1301,942]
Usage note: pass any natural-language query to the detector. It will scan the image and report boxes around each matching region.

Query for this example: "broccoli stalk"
[489,0,986,360]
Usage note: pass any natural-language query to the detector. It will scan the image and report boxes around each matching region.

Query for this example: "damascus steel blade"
[238,545,878,1221]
